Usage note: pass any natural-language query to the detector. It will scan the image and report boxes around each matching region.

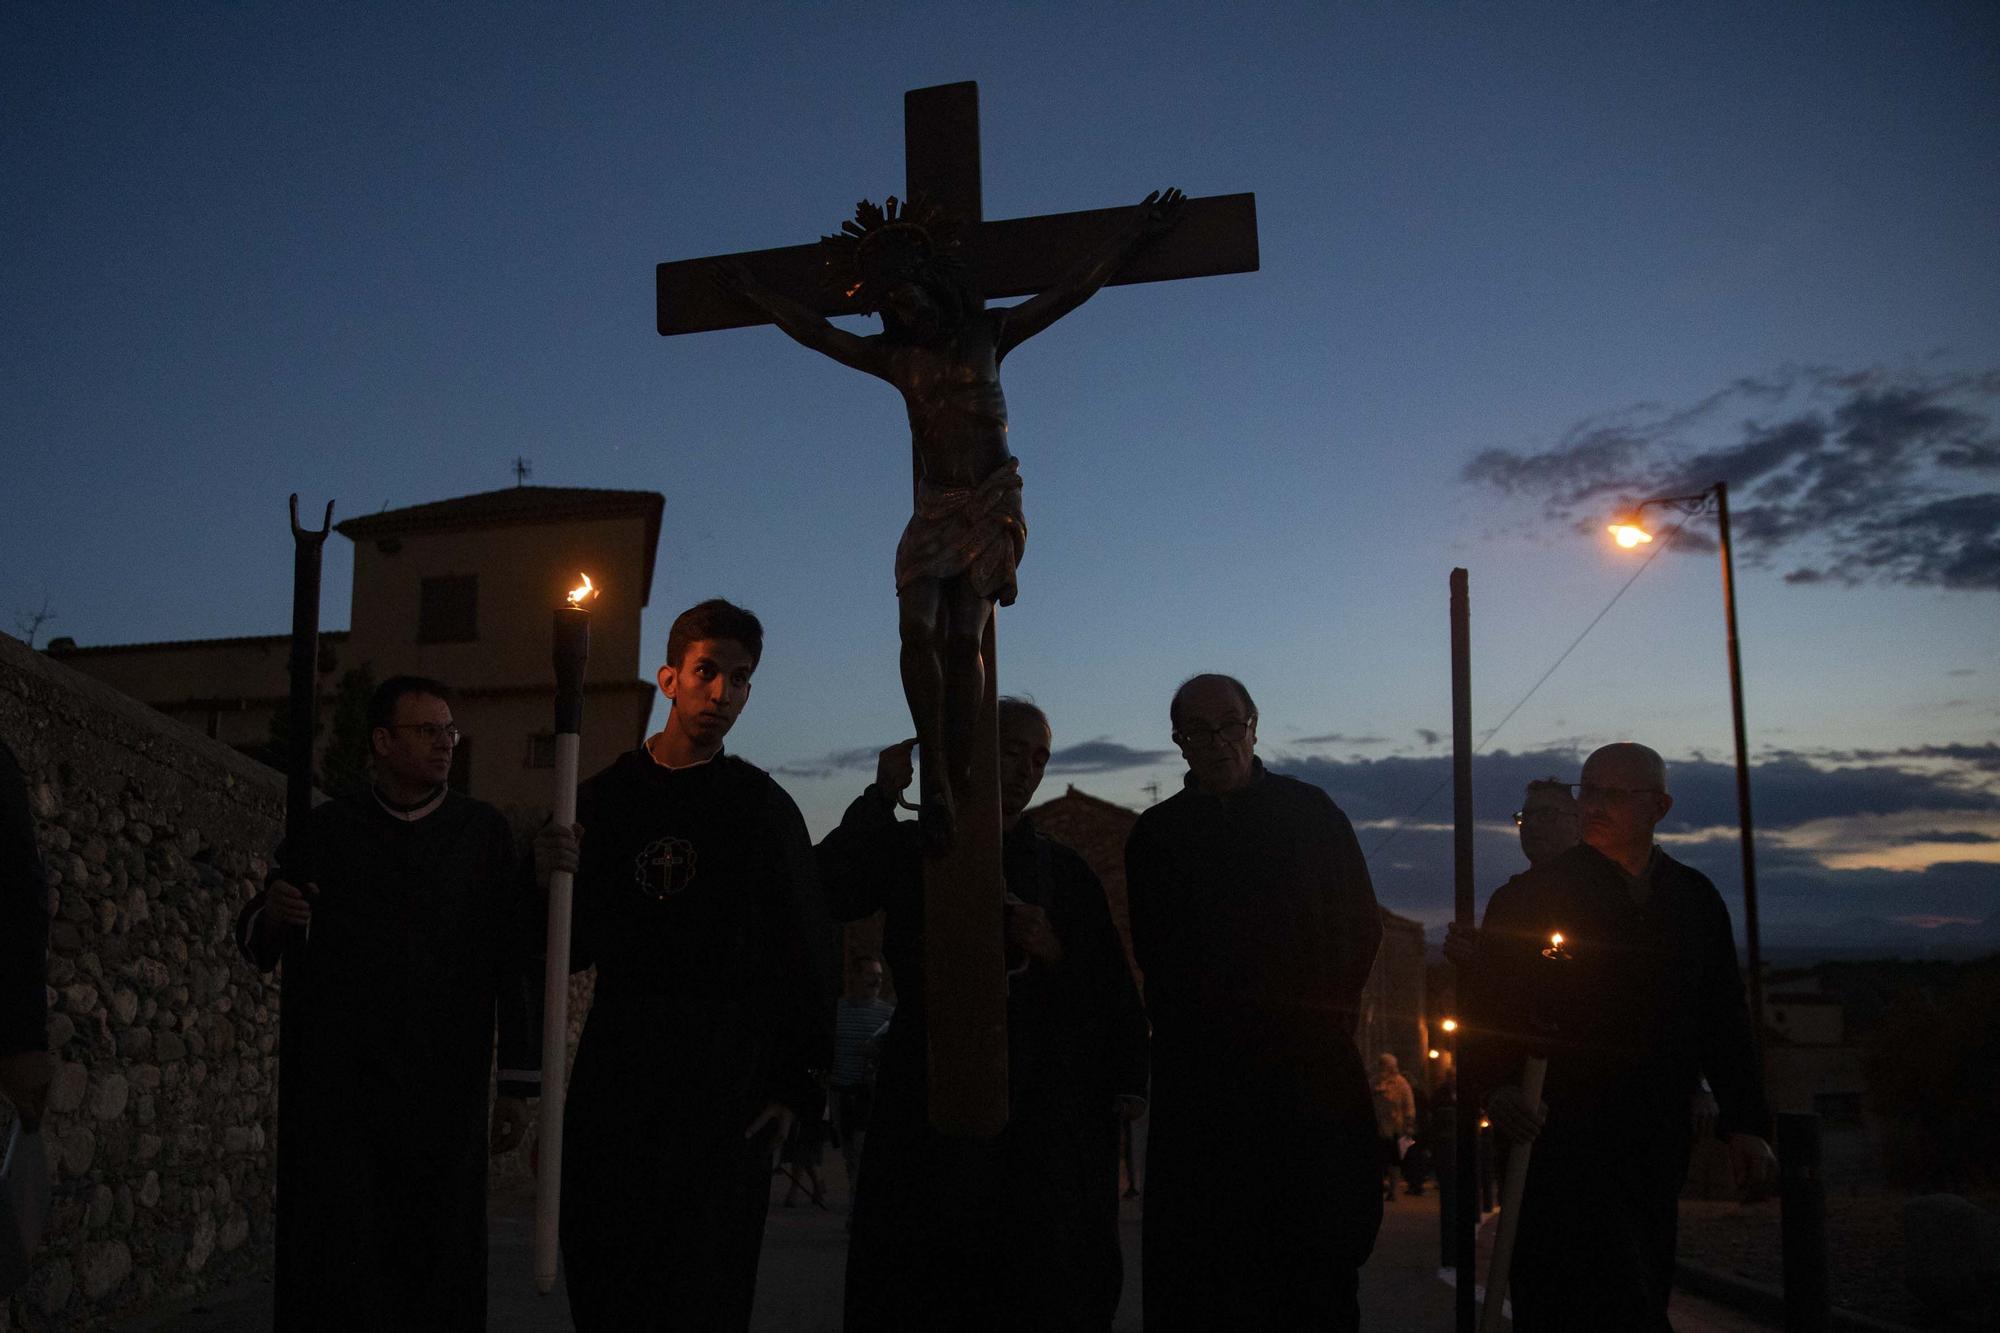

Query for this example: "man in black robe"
[817,699,1149,1332]
[1458,742,1776,1331]
[1126,673,1383,1333]
[1,738,50,1133]
[235,676,540,1331]
[537,599,832,1332]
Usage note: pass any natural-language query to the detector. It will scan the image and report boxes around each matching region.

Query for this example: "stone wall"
[0,631,286,1331]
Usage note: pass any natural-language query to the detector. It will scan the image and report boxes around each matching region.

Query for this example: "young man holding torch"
[233,676,541,1331]
[535,598,832,1331]
[1455,742,1777,1331]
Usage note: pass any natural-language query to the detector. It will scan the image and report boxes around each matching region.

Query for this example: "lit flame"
[1440,1018,1458,1033]
[567,573,598,607]
[1549,932,1564,949]
[1479,1117,1492,1130]
[1541,929,1573,961]
[1427,1048,1440,1059]
[1608,523,1653,549]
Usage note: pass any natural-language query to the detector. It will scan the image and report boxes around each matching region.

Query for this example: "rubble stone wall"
[1,631,284,1331]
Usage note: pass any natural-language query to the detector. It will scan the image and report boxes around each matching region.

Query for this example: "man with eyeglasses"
[234,675,541,1330]
[817,699,1148,1332]
[1457,742,1775,1331]
[1514,777,1581,866]
[1126,674,1383,1333]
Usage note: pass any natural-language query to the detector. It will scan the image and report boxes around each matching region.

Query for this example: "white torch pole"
[1480,1055,1548,1333]
[535,587,591,1295]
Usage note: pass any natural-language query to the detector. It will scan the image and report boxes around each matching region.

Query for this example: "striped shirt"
[833,997,895,1086]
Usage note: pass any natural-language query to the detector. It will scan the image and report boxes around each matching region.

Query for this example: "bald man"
[1460,742,1775,1331]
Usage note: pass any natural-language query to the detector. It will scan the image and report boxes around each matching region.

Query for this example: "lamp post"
[1607,481,1764,1047]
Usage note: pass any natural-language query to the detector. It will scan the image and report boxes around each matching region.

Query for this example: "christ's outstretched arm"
[712,261,889,379]
[994,188,1186,360]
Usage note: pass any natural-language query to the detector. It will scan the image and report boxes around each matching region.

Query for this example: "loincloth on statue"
[894,457,1027,606]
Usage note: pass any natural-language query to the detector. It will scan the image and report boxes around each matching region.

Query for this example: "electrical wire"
[1362,511,1695,861]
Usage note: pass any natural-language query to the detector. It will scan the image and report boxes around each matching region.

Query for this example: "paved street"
[124,1164,1775,1330]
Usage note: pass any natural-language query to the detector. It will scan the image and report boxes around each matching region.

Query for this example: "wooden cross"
[656,81,1258,1136]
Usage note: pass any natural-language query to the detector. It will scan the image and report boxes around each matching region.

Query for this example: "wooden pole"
[1779,1112,1830,1333]
[535,603,590,1294]
[283,495,333,848]
[1480,1057,1548,1332]
[920,615,1009,1135]
[1714,482,1765,1051]
[1450,568,1478,1333]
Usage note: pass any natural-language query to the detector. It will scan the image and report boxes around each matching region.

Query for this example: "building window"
[448,735,472,794]
[525,734,556,769]
[418,575,478,644]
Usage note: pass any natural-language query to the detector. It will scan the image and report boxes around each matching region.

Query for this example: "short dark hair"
[997,695,1050,738]
[369,675,453,731]
[1523,776,1572,801]
[665,599,764,671]
[1169,673,1258,729]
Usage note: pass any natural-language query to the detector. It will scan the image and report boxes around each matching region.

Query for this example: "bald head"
[1584,743,1669,794]
[1578,741,1674,872]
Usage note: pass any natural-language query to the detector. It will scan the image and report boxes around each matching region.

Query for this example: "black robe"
[558,749,832,1333]
[0,740,47,1065]
[1125,762,1383,1333]
[1462,843,1771,1332]
[234,789,538,1332]
[817,791,1149,1333]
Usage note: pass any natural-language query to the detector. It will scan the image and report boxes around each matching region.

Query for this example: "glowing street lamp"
[1607,481,1764,1047]
[1607,522,1653,549]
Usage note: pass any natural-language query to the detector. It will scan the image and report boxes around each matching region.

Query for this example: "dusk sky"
[6,3,1996,939]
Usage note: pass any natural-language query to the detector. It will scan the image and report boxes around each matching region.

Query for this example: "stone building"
[46,486,663,816]
[3,628,290,1328]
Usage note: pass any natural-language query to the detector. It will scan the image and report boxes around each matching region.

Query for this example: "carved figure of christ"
[657,81,1258,1135]
[716,187,1184,853]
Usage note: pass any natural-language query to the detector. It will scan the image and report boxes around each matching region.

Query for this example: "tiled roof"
[46,630,351,657]
[336,486,664,592]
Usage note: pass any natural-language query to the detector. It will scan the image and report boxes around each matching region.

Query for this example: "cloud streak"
[770,745,882,781]
[1263,747,2000,931]
[1047,737,1174,774]
[1462,366,2000,590]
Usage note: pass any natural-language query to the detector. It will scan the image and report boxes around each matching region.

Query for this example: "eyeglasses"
[387,723,462,745]
[1513,808,1578,827]
[1173,718,1255,746]
[1575,783,1659,803]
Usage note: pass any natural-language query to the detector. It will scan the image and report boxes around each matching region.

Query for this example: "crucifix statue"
[716,187,1184,853]
[657,81,1257,1134]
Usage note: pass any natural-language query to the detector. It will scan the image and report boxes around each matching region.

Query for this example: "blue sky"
[5,3,1996,936]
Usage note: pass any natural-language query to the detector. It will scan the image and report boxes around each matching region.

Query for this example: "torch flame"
[567,573,597,607]
[1440,1018,1458,1033]
[1608,523,1653,549]
[1549,932,1564,949]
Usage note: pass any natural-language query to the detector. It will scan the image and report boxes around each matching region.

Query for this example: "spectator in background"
[831,955,895,1201]
[1371,1053,1416,1202]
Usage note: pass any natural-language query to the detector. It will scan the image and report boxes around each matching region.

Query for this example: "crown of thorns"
[819,196,966,309]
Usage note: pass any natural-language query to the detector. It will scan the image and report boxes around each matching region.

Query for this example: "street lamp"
[1606,480,1764,1048]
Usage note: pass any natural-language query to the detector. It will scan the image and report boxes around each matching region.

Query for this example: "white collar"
[373,785,447,822]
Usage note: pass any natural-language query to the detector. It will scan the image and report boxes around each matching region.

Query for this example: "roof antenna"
[513,456,533,486]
